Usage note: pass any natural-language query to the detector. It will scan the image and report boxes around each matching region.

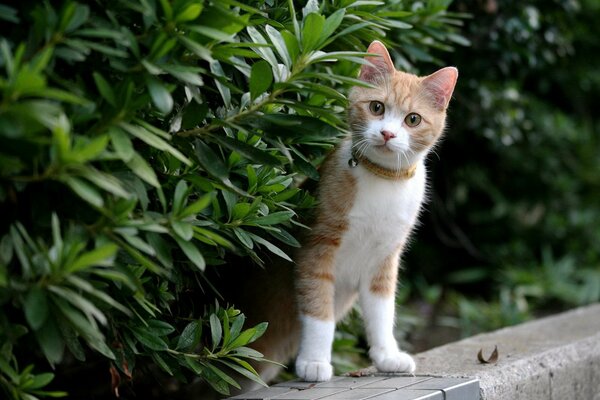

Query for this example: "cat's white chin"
[295,358,333,382]
[369,347,416,374]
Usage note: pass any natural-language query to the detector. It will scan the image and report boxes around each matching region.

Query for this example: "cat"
[217,40,458,389]
[293,40,458,381]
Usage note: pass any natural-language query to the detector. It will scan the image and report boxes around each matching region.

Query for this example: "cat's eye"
[369,101,385,116]
[404,113,422,127]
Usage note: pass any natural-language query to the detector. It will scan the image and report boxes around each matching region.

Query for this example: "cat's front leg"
[295,314,335,381]
[360,254,416,374]
[295,263,336,381]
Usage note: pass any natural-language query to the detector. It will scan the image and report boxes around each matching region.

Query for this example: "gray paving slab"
[315,376,388,389]
[359,376,432,389]
[229,376,479,400]
[273,377,345,389]
[272,387,348,399]
[371,389,443,400]
[228,386,297,399]
[408,377,479,400]
[316,388,395,400]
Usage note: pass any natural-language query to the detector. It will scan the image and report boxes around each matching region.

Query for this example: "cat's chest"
[348,166,425,233]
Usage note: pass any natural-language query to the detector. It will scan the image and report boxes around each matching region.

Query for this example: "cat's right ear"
[359,41,395,83]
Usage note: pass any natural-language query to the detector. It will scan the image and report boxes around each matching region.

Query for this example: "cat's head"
[348,41,458,171]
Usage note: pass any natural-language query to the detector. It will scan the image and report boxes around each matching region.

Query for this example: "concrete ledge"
[415,303,600,399]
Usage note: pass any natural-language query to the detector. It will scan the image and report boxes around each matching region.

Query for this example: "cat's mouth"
[373,144,396,153]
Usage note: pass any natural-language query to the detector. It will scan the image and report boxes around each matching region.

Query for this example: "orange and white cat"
[293,41,458,381]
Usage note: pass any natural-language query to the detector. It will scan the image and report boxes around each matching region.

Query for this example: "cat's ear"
[422,67,458,110]
[359,41,395,82]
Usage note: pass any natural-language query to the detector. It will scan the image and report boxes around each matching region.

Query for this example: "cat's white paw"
[295,358,333,382]
[369,347,416,374]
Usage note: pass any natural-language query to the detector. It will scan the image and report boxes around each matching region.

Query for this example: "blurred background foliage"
[401,0,600,345]
[0,0,599,398]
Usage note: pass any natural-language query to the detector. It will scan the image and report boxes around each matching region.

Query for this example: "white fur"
[295,315,335,381]
[361,290,416,373]
[336,140,426,289]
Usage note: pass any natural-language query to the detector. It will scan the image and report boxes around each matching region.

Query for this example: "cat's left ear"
[359,41,396,82]
[422,67,458,110]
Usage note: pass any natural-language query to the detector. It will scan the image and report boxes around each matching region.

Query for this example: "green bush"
[0,1,466,397]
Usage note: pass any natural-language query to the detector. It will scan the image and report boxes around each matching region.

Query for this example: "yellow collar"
[349,152,417,180]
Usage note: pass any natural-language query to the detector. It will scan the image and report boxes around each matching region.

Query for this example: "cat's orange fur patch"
[295,161,357,321]
[369,246,403,297]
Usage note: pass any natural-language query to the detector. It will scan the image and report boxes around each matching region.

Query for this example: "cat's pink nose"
[381,130,396,142]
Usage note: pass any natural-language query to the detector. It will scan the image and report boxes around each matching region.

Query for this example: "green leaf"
[209,313,222,351]
[173,236,205,271]
[211,135,280,166]
[36,319,65,367]
[131,326,168,351]
[70,135,109,163]
[68,243,118,273]
[218,359,267,388]
[188,25,234,42]
[209,61,231,107]
[269,227,301,248]
[161,63,204,86]
[146,77,173,114]
[231,203,251,221]
[250,60,273,100]
[321,9,345,42]
[63,3,89,33]
[203,362,240,390]
[302,13,326,52]
[175,3,203,22]
[55,298,115,359]
[176,320,201,351]
[172,220,194,241]
[281,30,300,63]
[59,322,86,362]
[0,5,19,23]
[24,288,49,330]
[246,211,294,226]
[65,275,132,316]
[193,140,229,181]
[178,36,213,62]
[158,0,173,20]
[28,372,55,390]
[180,192,213,218]
[78,167,130,198]
[247,232,291,261]
[126,152,160,188]
[231,346,264,360]
[152,352,174,376]
[233,228,253,249]
[148,319,175,336]
[173,180,189,216]
[92,72,116,107]
[49,285,107,326]
[110,127,134,162]
[265,25,291,68]
[121,233,156,257]
[120,122,192,166]
[193,227,234,249]
[62,176,104,207]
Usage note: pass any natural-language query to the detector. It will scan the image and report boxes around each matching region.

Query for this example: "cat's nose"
[381,130,396,142]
